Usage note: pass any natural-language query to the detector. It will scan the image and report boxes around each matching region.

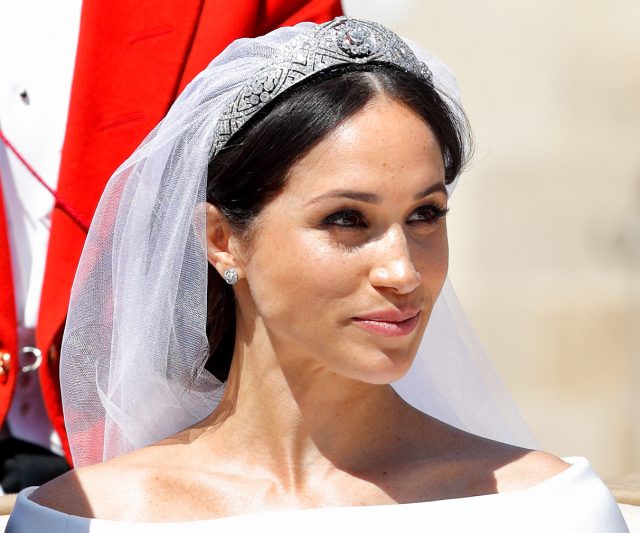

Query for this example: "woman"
[7,16,628,531]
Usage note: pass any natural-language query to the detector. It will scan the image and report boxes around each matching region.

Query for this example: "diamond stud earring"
[223,268,239,285]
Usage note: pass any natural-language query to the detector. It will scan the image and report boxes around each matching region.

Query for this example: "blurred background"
[343,0,640,480]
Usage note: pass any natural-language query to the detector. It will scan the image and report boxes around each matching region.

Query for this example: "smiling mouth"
[352,312,421,338]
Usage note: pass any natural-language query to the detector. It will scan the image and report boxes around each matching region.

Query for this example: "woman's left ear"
[205,202,244,282]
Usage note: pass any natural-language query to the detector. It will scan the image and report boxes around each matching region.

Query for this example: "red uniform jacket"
[0,0,342,464]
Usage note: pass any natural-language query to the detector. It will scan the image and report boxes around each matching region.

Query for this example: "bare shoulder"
[492,448,571,492]
[29,445,170,519]
[396,415,571,500]
[453,429,571,493]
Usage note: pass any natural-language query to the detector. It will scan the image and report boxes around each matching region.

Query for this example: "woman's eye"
[322,210,367,228]
[408,205,449,225]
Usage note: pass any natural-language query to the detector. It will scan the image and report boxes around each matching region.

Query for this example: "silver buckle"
[21,346,42,373]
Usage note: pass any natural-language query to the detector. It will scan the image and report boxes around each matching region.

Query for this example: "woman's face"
[235,96,449,384]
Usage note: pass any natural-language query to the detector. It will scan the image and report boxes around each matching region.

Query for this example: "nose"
[368,225,421,294]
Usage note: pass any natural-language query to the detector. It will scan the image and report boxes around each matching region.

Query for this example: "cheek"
[244,229,360,327]
[417,226,449,288]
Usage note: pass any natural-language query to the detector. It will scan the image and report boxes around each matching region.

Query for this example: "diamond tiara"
[210,16,433,158]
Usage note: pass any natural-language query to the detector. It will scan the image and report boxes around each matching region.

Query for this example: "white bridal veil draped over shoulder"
[60,17,536,468]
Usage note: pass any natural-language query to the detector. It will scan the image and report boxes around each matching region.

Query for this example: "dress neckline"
[19,456,589,526]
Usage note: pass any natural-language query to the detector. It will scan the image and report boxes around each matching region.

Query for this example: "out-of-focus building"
[343,0,640,479]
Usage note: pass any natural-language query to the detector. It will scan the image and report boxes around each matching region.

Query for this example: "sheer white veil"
[61,17,535,468]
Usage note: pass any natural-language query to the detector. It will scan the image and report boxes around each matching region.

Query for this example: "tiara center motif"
[212,17,433,158]
[336,22,377,58]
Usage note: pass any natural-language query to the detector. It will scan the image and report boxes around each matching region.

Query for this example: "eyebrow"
[306,182,448,206]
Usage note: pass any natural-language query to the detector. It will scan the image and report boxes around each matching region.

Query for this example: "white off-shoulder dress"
[5,457,630,532]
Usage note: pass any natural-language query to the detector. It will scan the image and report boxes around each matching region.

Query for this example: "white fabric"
[0,0,82,328]
[0,0,82,455]
[59,18,534,468]
[620,504,640,532]
[4,458,631,532]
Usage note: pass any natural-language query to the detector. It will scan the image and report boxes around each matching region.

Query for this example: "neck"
[198,321,418,487]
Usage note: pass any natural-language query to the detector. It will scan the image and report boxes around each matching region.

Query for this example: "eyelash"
[321,205,449,229]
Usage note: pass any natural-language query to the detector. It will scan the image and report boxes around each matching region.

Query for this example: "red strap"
[0,129,90,233]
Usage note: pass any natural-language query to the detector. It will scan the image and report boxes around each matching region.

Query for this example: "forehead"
[283,96,445,200]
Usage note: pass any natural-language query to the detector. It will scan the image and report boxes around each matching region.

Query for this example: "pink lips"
[352,309,421,338]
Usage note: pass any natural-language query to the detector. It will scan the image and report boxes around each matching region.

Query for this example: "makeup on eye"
[407,204,450,225]
[322,209,367,228]
[320,203,449,229]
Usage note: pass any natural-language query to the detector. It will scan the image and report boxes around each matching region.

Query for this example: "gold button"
[0,351,10,381]
[49,343,59,364]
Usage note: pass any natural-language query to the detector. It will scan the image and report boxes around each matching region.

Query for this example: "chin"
[344,347,417,385]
